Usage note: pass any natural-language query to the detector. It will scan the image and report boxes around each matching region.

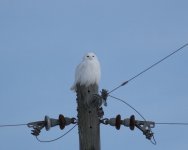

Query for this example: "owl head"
[83,52,98,61]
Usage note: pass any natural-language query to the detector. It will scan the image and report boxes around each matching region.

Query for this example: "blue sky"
[0,0,188,149]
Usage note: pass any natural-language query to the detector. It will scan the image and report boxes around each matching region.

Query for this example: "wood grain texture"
[76,84,100,150]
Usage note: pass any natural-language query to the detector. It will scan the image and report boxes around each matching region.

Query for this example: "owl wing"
[70,61,85,91]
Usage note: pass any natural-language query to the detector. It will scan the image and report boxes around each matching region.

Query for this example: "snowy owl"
[71,52,101,92]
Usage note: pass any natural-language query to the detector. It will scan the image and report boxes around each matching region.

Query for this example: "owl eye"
[87,56,89,57]
[92,56,95,57]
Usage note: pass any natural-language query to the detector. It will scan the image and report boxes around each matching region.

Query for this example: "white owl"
[71,52,101,91]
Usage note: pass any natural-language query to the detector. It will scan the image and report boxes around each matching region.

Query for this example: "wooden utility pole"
[76,84,101,150]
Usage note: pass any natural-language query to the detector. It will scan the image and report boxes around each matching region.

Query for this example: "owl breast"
[78,59,101,87]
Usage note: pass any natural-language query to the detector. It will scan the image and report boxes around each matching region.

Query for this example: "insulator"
[28,114,76,137]
[45,116,59,131]
[122,118,130,127]
[103,115,122,130]
[115,114,122,130]
[59,115,66,130]
[45,115,75,131]
[129,115,135,130]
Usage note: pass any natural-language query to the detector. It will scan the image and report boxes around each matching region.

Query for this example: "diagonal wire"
[109,42,188,94]
[109,95,147,121]
[108,95,188,126]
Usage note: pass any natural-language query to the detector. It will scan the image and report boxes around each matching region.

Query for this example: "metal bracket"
[101,89,108,106]
[90,89,108,108]
[126,115,155,140]
[27,121,45,136]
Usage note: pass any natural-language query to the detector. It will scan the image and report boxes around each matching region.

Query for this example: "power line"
[156,122,188,125]
[0,123,27,128]
[109,42,188,94]
[0,122,78,143]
